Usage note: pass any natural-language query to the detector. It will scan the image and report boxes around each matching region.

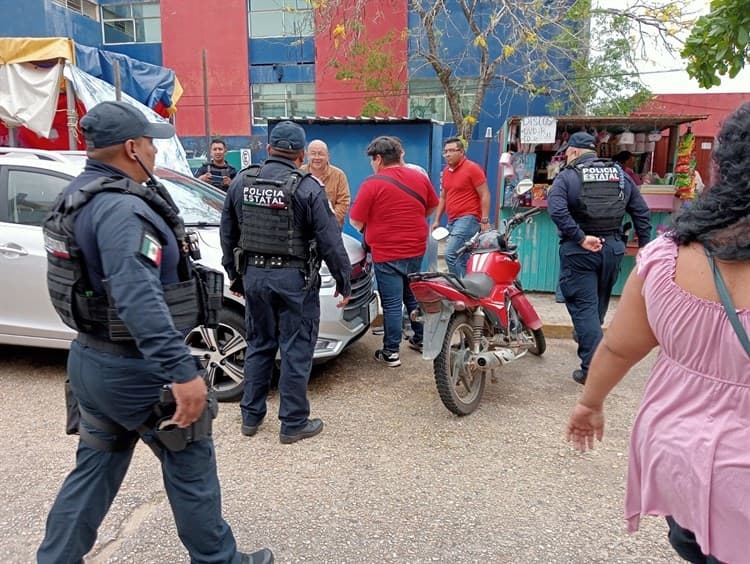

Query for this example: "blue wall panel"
[0,0,102,47]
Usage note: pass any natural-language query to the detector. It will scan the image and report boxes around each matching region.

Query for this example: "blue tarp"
[74,43,178,112]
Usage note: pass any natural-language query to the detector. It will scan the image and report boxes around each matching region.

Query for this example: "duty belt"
[248,255,306,269]
[77,332,143,358]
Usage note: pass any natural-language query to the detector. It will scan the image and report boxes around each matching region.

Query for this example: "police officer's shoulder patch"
[139,230,163,266]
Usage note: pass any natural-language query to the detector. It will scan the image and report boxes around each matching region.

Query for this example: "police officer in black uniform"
[220,121,351,444]
[38,101,272,564]
[547,131,651,385]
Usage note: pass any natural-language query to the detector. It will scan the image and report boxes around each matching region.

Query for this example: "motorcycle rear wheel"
[433,313,486,416]
[525,327,546,356]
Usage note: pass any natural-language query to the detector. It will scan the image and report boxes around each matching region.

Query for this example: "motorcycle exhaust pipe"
[475,349,516,369]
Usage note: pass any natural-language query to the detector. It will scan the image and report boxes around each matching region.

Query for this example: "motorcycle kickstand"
[489,368,498,383]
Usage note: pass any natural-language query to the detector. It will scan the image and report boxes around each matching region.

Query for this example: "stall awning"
[507,114,708,133]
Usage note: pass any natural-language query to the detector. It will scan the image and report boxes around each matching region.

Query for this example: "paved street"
[0,331,679,563]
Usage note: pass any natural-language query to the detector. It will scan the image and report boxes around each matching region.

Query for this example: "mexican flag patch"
[140,232,163,266]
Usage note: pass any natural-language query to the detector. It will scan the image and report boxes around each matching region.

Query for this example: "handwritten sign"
[520,116,557,145]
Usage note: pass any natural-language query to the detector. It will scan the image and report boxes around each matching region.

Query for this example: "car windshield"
[155,167,224,226]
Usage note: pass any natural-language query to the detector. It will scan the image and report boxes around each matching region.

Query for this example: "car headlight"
[319,261,335,288]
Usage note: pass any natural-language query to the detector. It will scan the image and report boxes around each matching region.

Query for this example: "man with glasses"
[301,139,350,226]
[431,137,491,277]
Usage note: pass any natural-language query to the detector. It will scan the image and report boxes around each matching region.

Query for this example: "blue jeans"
[374,256,424,353]
[445,215,480,278]
[559,237,625,373]
[241,266,320,435]
[38,341,240,564]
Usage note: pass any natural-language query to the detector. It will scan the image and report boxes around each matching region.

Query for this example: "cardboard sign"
[520,116,557,145]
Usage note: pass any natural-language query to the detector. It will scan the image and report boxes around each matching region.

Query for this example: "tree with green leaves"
[682,0,750,88]
[312,0,692,139]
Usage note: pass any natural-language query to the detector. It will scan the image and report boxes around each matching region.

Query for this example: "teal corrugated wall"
[501,209,671,296]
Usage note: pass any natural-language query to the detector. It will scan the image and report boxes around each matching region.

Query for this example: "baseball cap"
[80,101,175,149]
[560,131,597,151]
[269,121,306,151]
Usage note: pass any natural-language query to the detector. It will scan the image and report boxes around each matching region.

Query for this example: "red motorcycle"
[408,206,546,415]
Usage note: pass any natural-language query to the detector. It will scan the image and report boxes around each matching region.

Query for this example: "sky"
[600,0,750,94]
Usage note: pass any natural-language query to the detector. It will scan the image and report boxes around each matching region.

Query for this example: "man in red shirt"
[350,136,439,367]
[431,137,491,277]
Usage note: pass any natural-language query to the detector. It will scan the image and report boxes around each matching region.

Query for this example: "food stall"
[497,114,707,294]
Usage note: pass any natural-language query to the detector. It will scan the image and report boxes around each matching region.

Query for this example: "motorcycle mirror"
[431,226,450,241]
[515,179,533,195]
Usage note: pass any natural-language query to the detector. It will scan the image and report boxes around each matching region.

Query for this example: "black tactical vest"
[43,176,220,341]
[573,159,627,234]
[238,164,309,260]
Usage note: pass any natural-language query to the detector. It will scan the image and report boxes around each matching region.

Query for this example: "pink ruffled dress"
[626,236,750,563]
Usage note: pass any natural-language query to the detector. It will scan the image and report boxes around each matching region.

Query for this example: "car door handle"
[0,243,29,256]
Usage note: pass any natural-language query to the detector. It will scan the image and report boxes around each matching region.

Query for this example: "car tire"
[185,307,247,402]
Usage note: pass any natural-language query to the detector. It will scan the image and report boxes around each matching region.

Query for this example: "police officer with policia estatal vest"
[38,101,273,564]
[220,121,351,444]
[547,131,651,385]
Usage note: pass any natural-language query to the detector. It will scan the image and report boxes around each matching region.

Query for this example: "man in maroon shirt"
[350,136,439,367]
[431,137,491,277]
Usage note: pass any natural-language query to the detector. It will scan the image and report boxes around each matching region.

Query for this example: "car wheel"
[185,307,246,402]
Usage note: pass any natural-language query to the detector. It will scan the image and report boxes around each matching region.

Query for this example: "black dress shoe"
[241,423,260,437]
[279,418,324,444]
[240,548,274,564]
[572,369,587,385]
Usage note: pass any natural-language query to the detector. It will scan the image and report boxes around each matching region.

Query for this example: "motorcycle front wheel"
[433,313,486,416]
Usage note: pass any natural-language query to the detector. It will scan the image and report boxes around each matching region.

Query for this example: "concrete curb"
[541,323,575,340]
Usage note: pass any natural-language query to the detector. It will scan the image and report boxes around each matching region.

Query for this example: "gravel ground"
[0,335,680,564]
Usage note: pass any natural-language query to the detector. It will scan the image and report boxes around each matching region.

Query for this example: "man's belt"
[77,332,143,358]
[248,255,306,269]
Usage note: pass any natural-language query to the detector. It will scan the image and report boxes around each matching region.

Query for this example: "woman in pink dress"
[566,102,750,564]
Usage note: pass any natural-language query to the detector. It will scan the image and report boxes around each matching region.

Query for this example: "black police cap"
[269,121,306,151]
[80,101,175,149]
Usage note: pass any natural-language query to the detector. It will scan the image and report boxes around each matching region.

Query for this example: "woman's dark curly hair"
[668,102,750,260]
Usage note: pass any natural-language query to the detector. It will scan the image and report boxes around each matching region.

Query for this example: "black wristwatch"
[480,217,490,224]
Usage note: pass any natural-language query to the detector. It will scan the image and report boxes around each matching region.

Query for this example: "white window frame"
[51,0,99,20]
[251,82,316,125]
[102,2,161,45]
[247,0,313,39]
[408,79,477,122]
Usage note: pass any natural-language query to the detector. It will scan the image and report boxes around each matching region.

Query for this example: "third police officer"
[220,121,351,444]
[547,131,651,385]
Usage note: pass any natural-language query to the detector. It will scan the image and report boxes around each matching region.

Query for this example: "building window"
[248,0,313,38]
[51,0,99,20]
[408,79,476,122]
[102,2,161,44]
[251,82,315,124]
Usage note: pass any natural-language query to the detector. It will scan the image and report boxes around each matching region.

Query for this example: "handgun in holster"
[304,240,322,290]
[230,247,246,293]
[153,383,219,452]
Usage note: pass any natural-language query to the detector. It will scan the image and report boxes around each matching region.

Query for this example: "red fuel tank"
[466,250,520,286]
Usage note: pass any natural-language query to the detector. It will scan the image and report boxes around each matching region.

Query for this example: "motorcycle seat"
[460,272,494,299]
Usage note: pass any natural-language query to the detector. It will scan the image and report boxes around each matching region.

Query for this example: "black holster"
[65,383,218,454]
[153,385,219,452]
